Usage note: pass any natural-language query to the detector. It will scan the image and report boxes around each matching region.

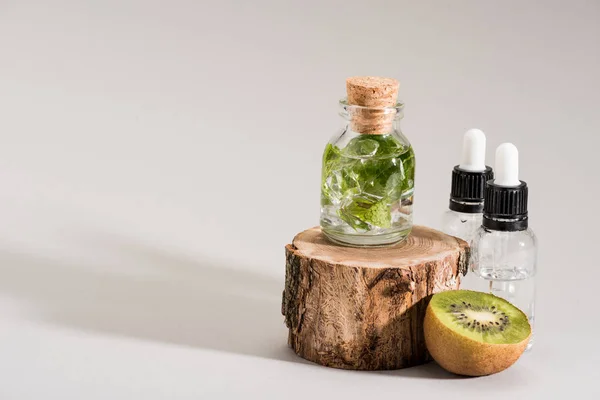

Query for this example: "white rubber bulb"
[459,129,486,172]
[494,143,520,187]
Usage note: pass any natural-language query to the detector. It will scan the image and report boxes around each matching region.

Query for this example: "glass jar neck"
[339,98,404,135]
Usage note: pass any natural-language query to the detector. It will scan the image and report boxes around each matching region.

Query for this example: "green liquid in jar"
[320,134,415,236]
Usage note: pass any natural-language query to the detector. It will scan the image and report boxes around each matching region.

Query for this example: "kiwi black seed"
[447,301,511,334]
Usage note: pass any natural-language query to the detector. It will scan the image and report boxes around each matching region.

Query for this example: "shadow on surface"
[0,234,306,364]
[0,233,461,378]
[373,362,466,379]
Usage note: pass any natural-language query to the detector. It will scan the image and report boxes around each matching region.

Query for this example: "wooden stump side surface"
[282,226,469,370]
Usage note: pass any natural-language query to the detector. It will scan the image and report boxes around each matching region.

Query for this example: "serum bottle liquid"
[470,143,537,350]
[442,129,493,243]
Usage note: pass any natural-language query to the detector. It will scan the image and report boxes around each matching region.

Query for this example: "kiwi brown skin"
[424,300,531,377]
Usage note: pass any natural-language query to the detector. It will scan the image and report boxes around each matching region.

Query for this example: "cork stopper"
[346,76,399,135]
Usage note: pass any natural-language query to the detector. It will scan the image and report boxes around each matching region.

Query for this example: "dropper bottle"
[442,129,494,243]
[470,143,537,350]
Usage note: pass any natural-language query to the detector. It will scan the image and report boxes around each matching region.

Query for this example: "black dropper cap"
[449,166,494,213]
[482,143,529,231]
[482,181,528,231]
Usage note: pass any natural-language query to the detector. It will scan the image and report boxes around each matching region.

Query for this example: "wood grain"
[282,226,469,370]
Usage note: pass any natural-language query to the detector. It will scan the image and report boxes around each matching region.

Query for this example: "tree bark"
[282,226,469,370]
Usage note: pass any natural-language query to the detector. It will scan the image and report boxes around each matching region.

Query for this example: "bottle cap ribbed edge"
[482,180,529,231]
[449,166,494,213]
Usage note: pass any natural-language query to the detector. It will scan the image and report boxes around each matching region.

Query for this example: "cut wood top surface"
[291,226,467,269]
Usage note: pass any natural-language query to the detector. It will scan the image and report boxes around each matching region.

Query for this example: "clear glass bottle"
[444,211,487,291]
[320,99,415,246]
[441,129,493,245]
[470,143,537,350]
[470,225,537,350]
[442,211,485,244]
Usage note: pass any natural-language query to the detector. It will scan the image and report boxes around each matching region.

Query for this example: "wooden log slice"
[282,226,469,370]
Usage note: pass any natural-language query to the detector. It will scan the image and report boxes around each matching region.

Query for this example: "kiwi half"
[424,290,531,376]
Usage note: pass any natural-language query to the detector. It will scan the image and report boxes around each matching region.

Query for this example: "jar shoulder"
[327,128,411,149]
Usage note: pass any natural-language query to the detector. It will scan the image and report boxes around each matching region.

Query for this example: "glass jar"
[470,224,537,350]
[320,99,415,246]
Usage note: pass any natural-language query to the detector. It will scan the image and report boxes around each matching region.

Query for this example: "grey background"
[0,0,598,398]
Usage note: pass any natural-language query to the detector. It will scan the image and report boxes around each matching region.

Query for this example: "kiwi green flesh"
[429,290,531,345]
